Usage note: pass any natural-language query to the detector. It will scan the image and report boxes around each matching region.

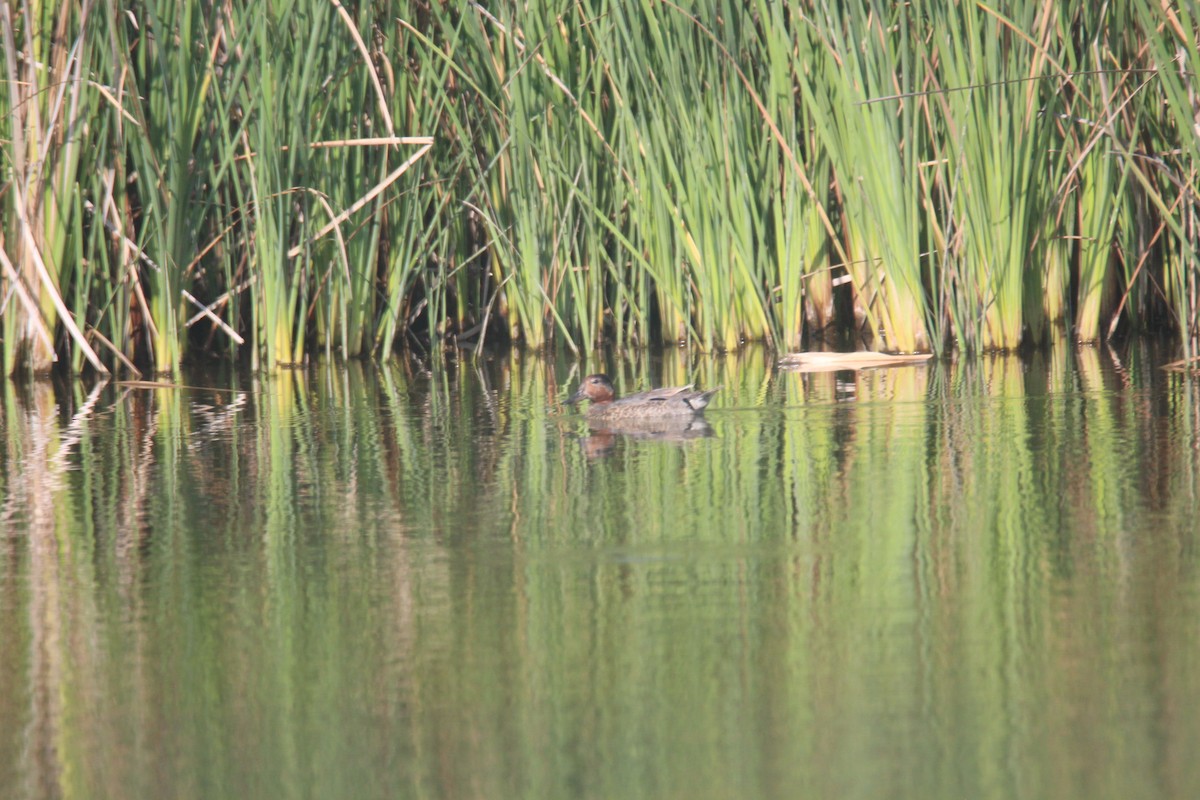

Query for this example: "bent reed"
[2,0,1198,376]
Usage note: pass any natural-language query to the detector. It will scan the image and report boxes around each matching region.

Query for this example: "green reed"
[931,0,1063,350]
[3,1,1200,375]
[800,0,934,352]
[1,0,109,375]
[1131,0,1200,348]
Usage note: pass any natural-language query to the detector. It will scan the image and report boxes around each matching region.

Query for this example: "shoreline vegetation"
[2,1,1198,377]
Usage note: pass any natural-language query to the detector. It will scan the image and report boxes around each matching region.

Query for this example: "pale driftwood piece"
[779,351,934,372]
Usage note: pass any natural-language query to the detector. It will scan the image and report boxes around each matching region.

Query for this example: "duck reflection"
[578,415,714,459]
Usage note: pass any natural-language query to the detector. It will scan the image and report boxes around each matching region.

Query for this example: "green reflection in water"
[1,346,1199,799]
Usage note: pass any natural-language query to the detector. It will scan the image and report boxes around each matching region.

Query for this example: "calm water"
[2,345,1199,799]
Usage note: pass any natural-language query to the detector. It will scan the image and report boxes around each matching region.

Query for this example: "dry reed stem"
[11,181,108,373]
[182,290,246,345]
[0,244,57,359]
[185,277,256,327]
[85,326,142,377]
[94,185,162,344]
[1162,355,1200,371]
[300,191,352,323]
[305,136,433,148]
[286,142,432,259]
[330,0,397,139]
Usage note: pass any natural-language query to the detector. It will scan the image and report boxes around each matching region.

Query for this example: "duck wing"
[611,385,695,406]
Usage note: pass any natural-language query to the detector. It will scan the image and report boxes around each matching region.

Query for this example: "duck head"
[565,374,616,406]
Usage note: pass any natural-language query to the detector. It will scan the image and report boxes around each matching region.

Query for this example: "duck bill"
[564,387,586,405]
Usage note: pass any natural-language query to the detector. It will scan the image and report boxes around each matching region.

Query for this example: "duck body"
[565,374,719,420]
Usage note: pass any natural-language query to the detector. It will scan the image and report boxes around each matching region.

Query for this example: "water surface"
[2,345,1199,799]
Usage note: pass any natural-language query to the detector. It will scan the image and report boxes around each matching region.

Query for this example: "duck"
[565,373,719,420]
